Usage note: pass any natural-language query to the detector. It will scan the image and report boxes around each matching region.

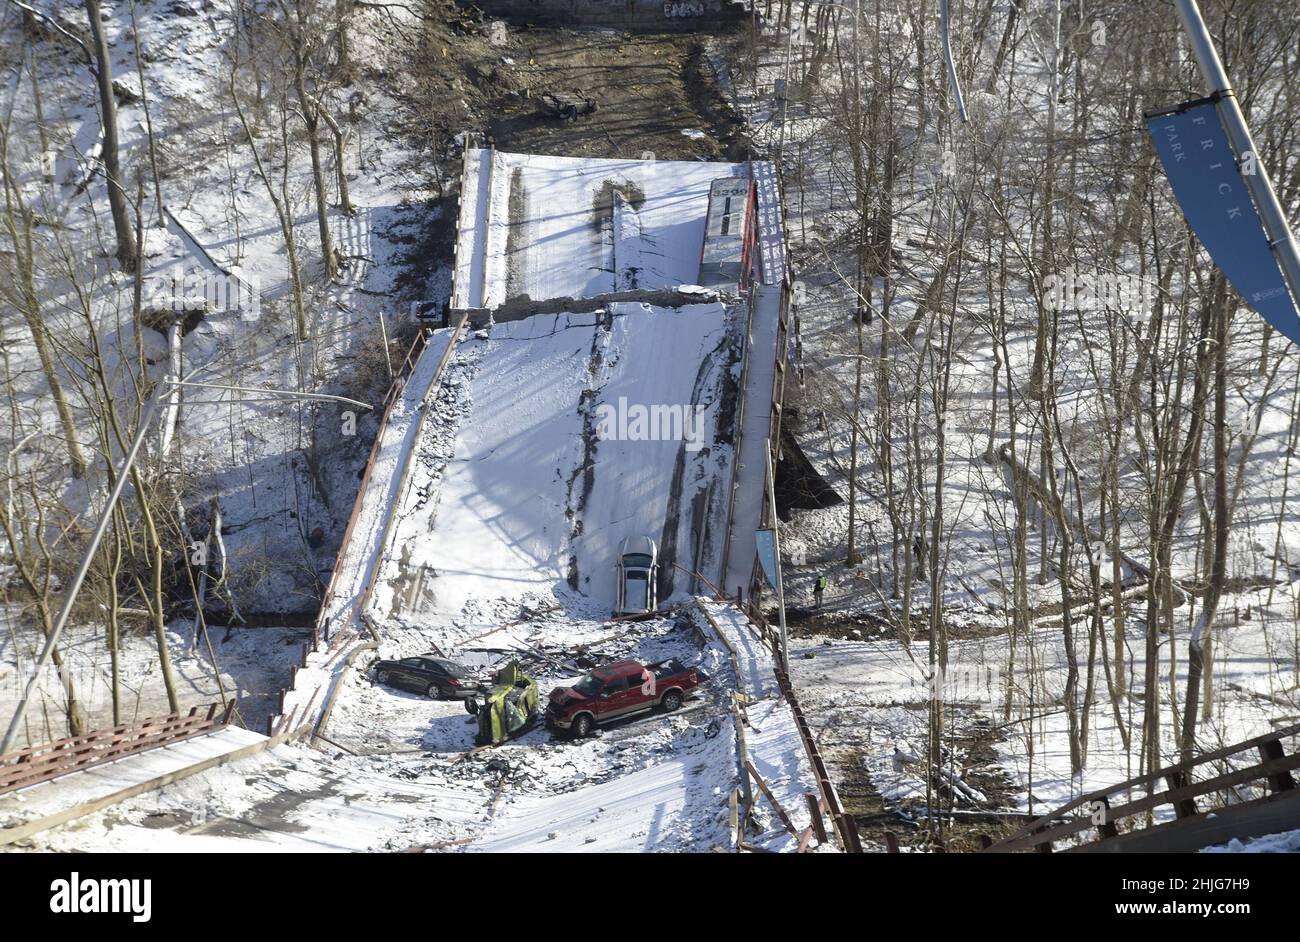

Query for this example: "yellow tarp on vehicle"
[475,661,538,745]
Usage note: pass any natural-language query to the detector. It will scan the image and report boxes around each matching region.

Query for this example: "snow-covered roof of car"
[620,535,657,558]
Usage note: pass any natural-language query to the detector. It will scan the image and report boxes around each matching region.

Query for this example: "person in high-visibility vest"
[814,574,827,609]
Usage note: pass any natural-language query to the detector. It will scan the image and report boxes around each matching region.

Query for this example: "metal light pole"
[1175,0,1300,311]
[939,0,968,123]
[1,379,376,753]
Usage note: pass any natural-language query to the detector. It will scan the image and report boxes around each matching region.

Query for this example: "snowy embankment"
[3,0,447,740]
[789,582,1295,818]
[708,8,1300,830]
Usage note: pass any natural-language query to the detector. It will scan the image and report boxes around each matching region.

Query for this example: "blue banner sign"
[1147,96,1300,344]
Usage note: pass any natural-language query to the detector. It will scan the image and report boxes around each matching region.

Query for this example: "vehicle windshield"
[434,660,467,678]
[626,571,647,581]
[573,675,601,697]
[623,553,653,568]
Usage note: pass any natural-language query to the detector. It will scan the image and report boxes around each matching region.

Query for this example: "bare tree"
[0,114,88,478]
[84,0,138,269]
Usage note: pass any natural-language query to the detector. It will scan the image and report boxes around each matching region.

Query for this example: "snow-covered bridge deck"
[0,726,267,847]
[436,150,789,621]
[454,149,747,308]
[370,301,740,625]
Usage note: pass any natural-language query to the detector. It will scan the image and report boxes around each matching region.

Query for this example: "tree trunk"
[0,164,88,477]
[296,70,337,282]
[85,0,138,270]
[1181,291,1229,760]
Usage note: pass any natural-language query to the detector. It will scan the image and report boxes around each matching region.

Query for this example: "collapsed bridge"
[0,149,833,853]
[419,149,793,620]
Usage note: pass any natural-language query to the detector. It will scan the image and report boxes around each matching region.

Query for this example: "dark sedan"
[373,655,481,700]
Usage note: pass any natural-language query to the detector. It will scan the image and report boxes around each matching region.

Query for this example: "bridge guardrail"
[0,702,235,796]
[983,722,1300,853]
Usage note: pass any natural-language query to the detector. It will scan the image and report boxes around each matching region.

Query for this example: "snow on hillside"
[706,4,1300,836]
[3,0,443,612]
[789,586,1294,818]
[1,0,452,741]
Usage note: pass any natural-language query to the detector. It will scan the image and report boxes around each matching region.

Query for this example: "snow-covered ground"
[2,0,452,744]
[13,601,820,853]
[789,581,1296,817]
[702,6,1300,845]
[1204,828,1300,854]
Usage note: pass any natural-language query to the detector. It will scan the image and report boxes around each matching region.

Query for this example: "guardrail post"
[1166,769,1199,818]
[1258,737,1297,792]
[1033,824,1054,853]
[805,793,826,844]
[1095,796,1119,839]
[729,788,740,850]
[839,814,863,853]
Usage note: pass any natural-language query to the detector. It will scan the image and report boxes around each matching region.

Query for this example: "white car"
[615,536,659,615]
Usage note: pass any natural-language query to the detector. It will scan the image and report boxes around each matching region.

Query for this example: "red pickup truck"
[545,658,706,738]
